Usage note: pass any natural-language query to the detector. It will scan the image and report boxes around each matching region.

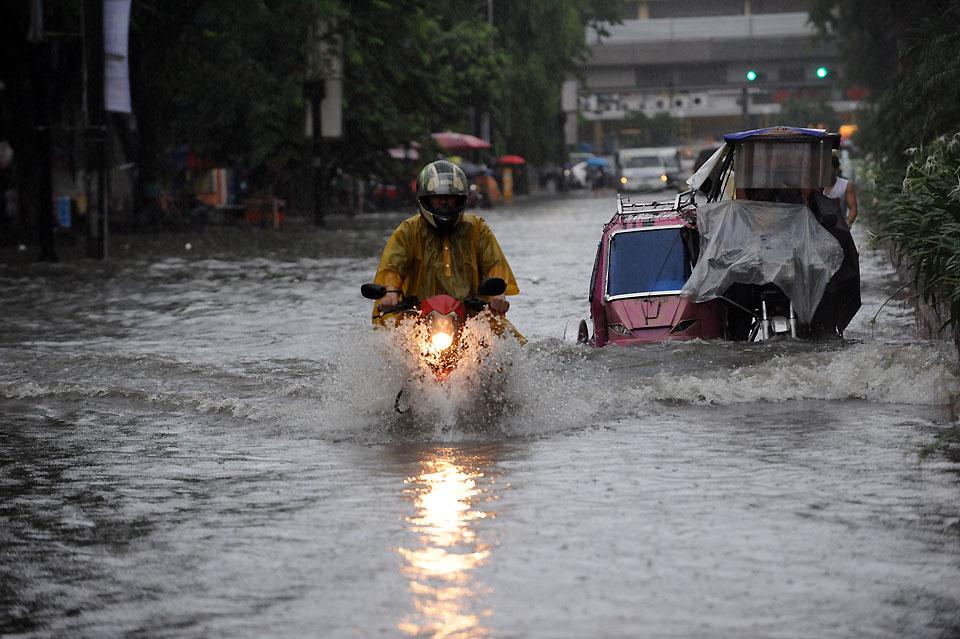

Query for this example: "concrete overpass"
[569,0,861,151]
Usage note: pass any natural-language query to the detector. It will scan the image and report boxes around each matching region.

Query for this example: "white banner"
[104,0,131,113]
[321,77,343,139]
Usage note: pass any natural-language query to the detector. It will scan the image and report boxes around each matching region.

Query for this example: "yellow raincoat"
[374,212,518,301]
[372,213,520,329]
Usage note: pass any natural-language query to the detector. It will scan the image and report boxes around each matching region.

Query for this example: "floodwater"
[1,193,958,638]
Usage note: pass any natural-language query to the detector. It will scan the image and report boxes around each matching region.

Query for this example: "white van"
[617,148,670,192]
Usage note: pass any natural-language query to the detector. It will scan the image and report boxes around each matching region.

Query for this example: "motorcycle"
[361,278,518,413]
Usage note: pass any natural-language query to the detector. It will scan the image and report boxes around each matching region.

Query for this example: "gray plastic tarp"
[681,200,844,323]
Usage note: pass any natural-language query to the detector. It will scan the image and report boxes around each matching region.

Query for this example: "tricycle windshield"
[606,227,689,299]
[733,140,832,189]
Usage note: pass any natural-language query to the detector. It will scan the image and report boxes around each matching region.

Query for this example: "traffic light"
[745,69,759,82]
[816,66,830,79]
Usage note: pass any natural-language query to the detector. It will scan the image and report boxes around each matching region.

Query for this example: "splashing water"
[629,341,959,407]
[314,327,958,444]
[316,313,600,442]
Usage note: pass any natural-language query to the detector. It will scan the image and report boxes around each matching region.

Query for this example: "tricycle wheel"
[577,319,590,344]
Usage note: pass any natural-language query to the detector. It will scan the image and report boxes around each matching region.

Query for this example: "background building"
[573,0,862,153]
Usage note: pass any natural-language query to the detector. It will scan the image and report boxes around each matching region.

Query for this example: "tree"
[124,0,628,192]
[2,0,628,228]
[778,96,840,132]
[329,1,504,175]
[131,0,507,187]
[490,0,624,164]
[131,0,328,188]
[807,0,960,162]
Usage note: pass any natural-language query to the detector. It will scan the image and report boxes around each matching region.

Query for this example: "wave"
[2,334,955,443]
[626,342,958,407]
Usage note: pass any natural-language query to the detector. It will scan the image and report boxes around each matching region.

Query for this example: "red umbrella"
[387,142,420,161]
[431,131,491,151]
[498,154,526,165]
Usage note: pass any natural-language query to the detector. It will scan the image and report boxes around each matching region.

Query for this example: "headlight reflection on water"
[398,454,492,638]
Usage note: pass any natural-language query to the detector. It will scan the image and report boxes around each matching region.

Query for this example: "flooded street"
[1,193,958,638]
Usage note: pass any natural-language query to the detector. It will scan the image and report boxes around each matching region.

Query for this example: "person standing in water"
[823,153,858,227]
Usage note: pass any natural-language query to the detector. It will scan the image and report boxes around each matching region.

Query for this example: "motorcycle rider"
[373,160,518,317]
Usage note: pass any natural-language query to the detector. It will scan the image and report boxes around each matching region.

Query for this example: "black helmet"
[417,160,468,233]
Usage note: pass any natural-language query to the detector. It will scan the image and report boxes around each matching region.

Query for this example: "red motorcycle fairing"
[420,295,467,321]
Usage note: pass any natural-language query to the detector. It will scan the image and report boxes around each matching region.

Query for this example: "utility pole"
[29,0,57,262]
[741,86,749,130]
[305,19,342,227]
[305,80,325,227]
[480,0,493,143]
[84,0,107,259]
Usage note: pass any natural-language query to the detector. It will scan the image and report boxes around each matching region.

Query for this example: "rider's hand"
[488,295,509,314]
[381,291,401,309]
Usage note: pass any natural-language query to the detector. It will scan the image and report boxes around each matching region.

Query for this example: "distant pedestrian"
[589,166,606,196]
[823,154,858,227]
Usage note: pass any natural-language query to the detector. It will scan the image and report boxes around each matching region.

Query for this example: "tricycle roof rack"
[613,191,695,222]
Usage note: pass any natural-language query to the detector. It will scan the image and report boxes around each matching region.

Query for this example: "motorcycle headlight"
[431,330,453,351]
[426,311,458,352]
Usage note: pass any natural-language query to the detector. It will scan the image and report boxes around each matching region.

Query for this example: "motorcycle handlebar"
[378,295,492,317]
[378,296,420,316]
[463,297,488,312]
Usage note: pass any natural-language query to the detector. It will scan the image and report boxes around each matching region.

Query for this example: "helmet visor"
[420,194,466,218]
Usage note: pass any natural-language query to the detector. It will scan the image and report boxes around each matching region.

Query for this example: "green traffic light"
[745,69,758,82]
[816,66,829,79]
